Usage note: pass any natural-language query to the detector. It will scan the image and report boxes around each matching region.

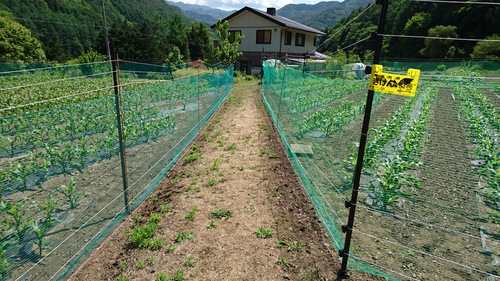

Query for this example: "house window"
[295,33,305,46]
[229,30,241,43]
[313,36,317,47]
[284,31,292,45]
[256,30,272,44]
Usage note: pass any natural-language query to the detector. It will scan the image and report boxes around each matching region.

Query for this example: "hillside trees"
[0,16,46,63]
[318,0,500,60]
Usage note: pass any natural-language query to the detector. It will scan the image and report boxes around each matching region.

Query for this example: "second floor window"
[229,30,241,43]
[256,30,272,44]
[284,31,292,45]
[295,33,305,46]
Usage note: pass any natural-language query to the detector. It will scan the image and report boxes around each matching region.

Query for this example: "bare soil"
[67,80,385,281]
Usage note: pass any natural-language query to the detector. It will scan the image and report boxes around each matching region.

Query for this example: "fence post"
[110,42,130,213]
[338,0,389,276]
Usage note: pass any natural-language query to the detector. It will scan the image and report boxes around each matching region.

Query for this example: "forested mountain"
[278,0,373,30]
[166,1,234,24]
[317,0,500,61]
[0,0,197,62]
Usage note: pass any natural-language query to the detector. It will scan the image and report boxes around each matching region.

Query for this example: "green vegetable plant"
[129,213,162,249]
[255,227,273,238]
[2,198,34,241]
[59,177,80,209]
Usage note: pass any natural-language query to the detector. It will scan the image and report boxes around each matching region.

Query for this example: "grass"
[160,204,172,213]
[184,206,197,221]
[255,227,273,238]
[183,255,195,267]
[207,219,216,229]
[210,209,233,219]
[277,255,293,268]
[174,231,194,243]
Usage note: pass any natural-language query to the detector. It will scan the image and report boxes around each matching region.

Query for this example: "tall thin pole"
[338,0,389,276]
[101,0,111,60]
[110,42,130,213]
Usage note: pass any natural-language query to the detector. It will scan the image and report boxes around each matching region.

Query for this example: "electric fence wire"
[312,1,377,54]
[67,86,229,280]
[0,61,114,76]
[0,71,114,91]
[355,202,500,246]
[411,0,500,5]
[329,36,371,56]
[0,85,116,113]
[349,254,421,281]
[352,227,500,278]
[380,33,500,42]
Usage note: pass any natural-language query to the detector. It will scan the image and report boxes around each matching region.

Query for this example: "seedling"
[207,219,216,229]
[59,177,80,209]
[155,272,169,281]
[287,241,303,252]
[136,260,146,269]
[2,199,33,241]
[268,153,278,159]
[183,255,195,267]
[210,209,233,219]
[255,227,273,238]
[174,231,194,243]
[117,275,129,281]
[184,206,197,221]
[119,260,127,270]
[277,255,293,268]
[160,204,172,213]
[225,143,237,151]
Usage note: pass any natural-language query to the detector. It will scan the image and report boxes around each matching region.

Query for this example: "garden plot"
[262,67,500,280]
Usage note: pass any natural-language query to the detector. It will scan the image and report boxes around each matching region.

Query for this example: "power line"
[313,1,376,54]
[380,33,500,42]
[8,16,104,28]
[411,0,500,5]
[330,36,371,56]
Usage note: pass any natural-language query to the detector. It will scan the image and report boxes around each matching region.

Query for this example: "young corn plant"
[2,199,34,242]
[59,177,80,209]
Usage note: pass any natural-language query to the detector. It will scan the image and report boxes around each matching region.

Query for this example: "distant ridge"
[166,1,235,24]
[277,0,373,30]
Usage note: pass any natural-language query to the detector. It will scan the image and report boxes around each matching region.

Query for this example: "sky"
[177,0,338,11]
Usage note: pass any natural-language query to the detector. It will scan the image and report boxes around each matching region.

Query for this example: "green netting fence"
[0,61,233,281]
[262,60,500,280]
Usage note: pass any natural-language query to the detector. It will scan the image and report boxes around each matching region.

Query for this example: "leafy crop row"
[452,82,500,221]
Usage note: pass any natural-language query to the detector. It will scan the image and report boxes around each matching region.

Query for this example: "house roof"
[217,6,325,36]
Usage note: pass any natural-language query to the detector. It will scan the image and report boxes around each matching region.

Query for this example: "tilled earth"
[67,80,385,281]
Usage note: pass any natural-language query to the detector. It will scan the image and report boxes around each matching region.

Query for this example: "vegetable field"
[0,62,233,280]
[262,61,500,280]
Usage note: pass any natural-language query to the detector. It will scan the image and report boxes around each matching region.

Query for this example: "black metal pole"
[338,0,389,276]
[110,42,130,213]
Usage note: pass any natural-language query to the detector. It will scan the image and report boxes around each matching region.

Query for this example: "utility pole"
[338,0,389,276]
[101,0,111,60]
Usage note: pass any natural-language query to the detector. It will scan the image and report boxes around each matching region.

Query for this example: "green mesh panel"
[262,60,500,280]
[0,62,233,281]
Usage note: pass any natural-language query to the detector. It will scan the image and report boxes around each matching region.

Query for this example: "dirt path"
[68,80,383,281]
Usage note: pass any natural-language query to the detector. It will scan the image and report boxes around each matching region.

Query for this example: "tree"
[213,19,242,65]
[188,21,213,61]
[168,14,190,61]
[0,17,46,63]
[419,25,459,59]
[471,34,500,61]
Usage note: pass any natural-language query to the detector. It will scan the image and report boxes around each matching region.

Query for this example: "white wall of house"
[228,11,318,55]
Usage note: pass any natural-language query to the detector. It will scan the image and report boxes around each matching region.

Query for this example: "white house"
[217,6,326,74]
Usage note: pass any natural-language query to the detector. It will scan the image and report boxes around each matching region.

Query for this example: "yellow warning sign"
[368,64,420,97]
